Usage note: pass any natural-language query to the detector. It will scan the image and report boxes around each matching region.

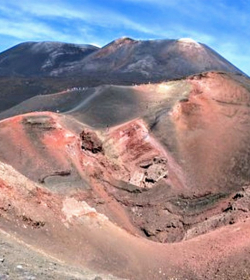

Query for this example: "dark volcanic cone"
[54,37,244,80]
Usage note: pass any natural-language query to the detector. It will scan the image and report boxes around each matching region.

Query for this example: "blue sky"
[0,0,249,74]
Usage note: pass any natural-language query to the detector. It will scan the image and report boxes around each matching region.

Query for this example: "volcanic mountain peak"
[0,41,98,56]
[111,36,135,45]
[91,36,134,53]
[0,41,99,77]
[0,37,245,81]
[177,38,202,49]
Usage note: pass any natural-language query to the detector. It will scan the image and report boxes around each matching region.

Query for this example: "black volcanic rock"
[0,38,245,81]
[0,41,99,77]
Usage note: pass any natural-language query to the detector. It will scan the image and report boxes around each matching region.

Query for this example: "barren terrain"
[0,38,250,279]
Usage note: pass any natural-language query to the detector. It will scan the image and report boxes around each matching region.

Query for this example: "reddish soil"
[0,72,250,279]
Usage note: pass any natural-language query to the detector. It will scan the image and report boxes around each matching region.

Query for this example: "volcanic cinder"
[0,38,250,280]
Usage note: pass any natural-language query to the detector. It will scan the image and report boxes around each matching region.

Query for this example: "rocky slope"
[1,71,250,279]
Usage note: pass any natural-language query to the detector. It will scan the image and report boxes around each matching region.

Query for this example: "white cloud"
[0,0,153,35]
[120,0,249,30]
[0,1,217,52]
[0,0,159,51]
[118,0,177,5]
[0,18,85,43]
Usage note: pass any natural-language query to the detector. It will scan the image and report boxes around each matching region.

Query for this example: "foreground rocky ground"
[0,229,121,280]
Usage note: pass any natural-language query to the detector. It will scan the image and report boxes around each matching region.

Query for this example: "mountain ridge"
[0,37,246,79]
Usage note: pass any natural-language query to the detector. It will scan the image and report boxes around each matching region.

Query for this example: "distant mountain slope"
[0,37,246,113]
[0,38,245,80]
[0,41,99,77]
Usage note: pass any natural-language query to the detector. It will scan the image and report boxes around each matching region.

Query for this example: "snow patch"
[178,38,200,45]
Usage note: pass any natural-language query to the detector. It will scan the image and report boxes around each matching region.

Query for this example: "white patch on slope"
[178,38,201,47]
[62,197,108,223]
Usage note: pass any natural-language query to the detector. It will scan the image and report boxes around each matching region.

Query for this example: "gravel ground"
[0,230,122,280]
